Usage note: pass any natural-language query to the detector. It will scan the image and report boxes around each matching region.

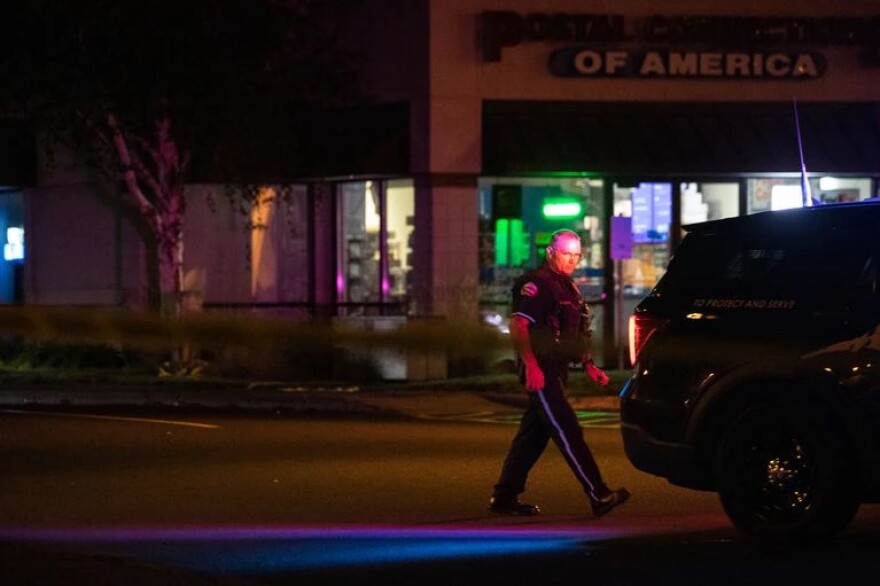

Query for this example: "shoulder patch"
[521,282,538,297]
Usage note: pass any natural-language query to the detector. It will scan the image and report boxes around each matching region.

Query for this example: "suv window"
[658,233,876,314]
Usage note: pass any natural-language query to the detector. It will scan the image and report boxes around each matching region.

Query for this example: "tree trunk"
[157,214,184,319]
[156,214,186,365]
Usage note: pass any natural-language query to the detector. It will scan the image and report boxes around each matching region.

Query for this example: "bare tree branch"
[108,112,162,233]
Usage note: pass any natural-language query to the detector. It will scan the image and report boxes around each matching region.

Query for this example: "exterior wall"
[182,186,252,310]
[24,149,145,307]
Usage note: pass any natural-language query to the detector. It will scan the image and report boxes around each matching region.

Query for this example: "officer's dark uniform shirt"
[511,263,593,366]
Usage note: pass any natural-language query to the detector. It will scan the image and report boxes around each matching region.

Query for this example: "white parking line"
[0,409,219,429]
[417,411,620,428]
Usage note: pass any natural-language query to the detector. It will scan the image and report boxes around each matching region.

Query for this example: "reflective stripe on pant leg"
[536,390,599,499]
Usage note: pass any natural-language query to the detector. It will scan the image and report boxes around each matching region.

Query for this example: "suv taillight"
[628,314,668,366]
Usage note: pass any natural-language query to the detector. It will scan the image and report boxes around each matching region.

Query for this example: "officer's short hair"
[546,229,580,258]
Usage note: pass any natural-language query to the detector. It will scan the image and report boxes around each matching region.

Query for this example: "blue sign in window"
[631,183,671,243]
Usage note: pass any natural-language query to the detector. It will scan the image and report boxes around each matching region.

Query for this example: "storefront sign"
[610,216,632,260]
[549,48,826,79]
[480,12,626,61]
[478,10,879,75]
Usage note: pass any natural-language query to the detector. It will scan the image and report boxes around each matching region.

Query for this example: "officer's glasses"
[556,251,582,261]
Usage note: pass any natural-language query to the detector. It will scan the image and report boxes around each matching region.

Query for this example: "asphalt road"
[2,407,880,585]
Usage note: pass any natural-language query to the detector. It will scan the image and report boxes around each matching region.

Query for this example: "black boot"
[488,495,540,516]
[591,488,631,517]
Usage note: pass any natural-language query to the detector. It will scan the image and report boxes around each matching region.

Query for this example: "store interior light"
[819,176,840,191]
[770,185,804,211]
[365,181,380,233]
[4,226,24,261]
[542,199,583,219]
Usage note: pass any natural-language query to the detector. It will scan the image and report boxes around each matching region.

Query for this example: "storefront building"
[8,0,880,374]
[321,0,880,368]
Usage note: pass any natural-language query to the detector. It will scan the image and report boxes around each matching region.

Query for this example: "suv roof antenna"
[793,97,815,207]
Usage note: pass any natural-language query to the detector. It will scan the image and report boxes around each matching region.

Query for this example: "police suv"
[620,200,880,543]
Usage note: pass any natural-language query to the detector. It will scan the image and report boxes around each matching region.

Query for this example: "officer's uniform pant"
[493,365,606,502]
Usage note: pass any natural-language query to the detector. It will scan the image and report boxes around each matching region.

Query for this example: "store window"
[338,180,413,316]
[385,180,414,305]
[613,181,671,300]
[815,177,875,203]
[747,176,874,214]
[0,188,24,304]
[246,184,311,318]
[681,182,740,224]
[478,176,606,345]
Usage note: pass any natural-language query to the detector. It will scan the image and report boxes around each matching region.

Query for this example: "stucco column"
[412,174,479,321]
[310,181,337,320]
[410,91,481,321]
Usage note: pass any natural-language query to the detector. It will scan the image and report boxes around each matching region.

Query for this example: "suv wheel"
[716,402,860,544]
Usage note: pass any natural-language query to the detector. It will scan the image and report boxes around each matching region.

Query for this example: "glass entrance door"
[611,181,673,366]
[611,180,742,366]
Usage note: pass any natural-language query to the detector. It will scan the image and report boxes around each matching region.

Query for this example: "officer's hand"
[585,361,610,386]
[524,361,545,392]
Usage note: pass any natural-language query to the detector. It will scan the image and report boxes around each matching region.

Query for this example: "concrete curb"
[0,386,621,418]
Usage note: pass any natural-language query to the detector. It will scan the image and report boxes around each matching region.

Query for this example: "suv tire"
[716,402,860,544]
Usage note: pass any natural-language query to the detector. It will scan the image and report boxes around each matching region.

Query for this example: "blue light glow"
[162,536,577,572]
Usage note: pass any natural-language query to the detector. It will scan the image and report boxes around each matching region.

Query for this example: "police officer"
[489,229,631,517]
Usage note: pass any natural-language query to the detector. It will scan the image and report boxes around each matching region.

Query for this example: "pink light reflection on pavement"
[0,513,734,542]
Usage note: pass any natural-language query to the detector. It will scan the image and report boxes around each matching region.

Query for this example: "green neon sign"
[494,219,529,266]
[542,198,583,219]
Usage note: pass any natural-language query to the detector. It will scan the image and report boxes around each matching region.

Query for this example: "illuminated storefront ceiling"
[482,101,880,176]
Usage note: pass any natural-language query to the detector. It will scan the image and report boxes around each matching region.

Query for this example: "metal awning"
[483,101,880,176]
[191,101,411,182]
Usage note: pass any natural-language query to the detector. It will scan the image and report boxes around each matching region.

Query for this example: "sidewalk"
[0,382,622,419]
